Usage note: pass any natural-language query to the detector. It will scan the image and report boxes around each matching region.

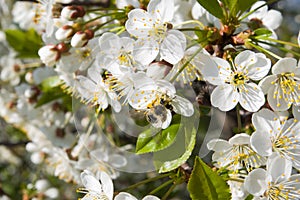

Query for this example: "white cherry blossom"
[244,153,300,199]
[76,67,121,112]
[259,57,300,111]
[204,50,271,112]
[250,108,300,169]
[125,0,186,65]
[78,170,114,200]
[207,133,266,173]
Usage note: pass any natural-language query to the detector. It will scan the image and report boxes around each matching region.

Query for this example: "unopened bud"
[55,25,74,41]
[70,30,94,48]
[61,6,85,21]
[38,45,60,67]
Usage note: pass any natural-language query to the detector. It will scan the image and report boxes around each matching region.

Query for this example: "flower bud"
[61,6,85,21]
[70,30,94,48]
[38,45,60,67]
[55,25,74,41]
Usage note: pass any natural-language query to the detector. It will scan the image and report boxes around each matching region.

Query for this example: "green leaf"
[187,157,231,200]
[136,115,181,154]
[40,76,62,92]
[152,110,199,173]
[221,0,258,17]
[35,87,66,108]
[253,28,273,37]
[4,29,42,58]
[196,0,224,19]
[245,195,254,200]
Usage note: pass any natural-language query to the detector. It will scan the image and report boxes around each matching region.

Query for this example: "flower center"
[279,73,297,95]
[232,72,248,86]
[148,23,171,42]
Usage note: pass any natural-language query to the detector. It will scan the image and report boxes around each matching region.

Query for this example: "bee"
[145,104,170,128]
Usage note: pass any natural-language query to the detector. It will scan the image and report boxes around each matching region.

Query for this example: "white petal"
[147,0,174,22]
[211,56,232,83]
[197,54,223,85]
[292,105,300,120]
[125,9,153,38]
[114,192,137,200]
[80,170,102,192]
[207,139,231,152]
[161,109,172,129]
[100,171,114,200]
[211,84,239,111]
[248,1,268,20]
[99,32,121,53]
[252,108,281,136]
[239,83,265,112]
[246,53,271,81]
[272,57,297,74]
[263,10,282,30]
[234,50,256,72]
[228,133,250,145]
[142,195,160,200]
[244,168,271,197]
[133,39,159,65]
[171,95,194,117]
[267,152,292,183]
[250,131,273,156]
[258,75,277,94]
[160,30,186,65]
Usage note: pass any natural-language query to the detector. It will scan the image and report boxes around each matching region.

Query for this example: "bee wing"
[161,109,172,129]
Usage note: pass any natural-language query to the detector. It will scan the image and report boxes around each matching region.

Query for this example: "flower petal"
[80,170,102,192]
[246,53,271,81]
[114,192,137,200]
[239,82,265,112]
[244,168,271,197]
[267,152,292,183]
[147,0,174,22]
[250,131,273,156]
[171,95,194,117]
[252,108,281,136]
[228,133,250,145]
[207,139,231,152]
[133,39,159,65]
[211,84,239,111]
[258,75,277,94]
[272,57,297,74]
[160,30,186,65]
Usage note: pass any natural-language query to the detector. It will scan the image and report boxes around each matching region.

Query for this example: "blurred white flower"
[78,169,114,200]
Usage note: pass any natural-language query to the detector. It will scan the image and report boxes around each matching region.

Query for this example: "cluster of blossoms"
[1,0,300,199]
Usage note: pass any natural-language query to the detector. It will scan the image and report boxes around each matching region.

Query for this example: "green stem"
[257,37,300,48]
[149,179,174,195]
[257,40,300,57]
[236,104,242,133]
[86,8,125,12]
[84,12,125,25]
[177,28,203,32]
[118,173,171,192]
[170,47,203,83]
[246,41,282,60]
[161,184,177,200]
[225,177,244,183]
[173,20,205,29]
